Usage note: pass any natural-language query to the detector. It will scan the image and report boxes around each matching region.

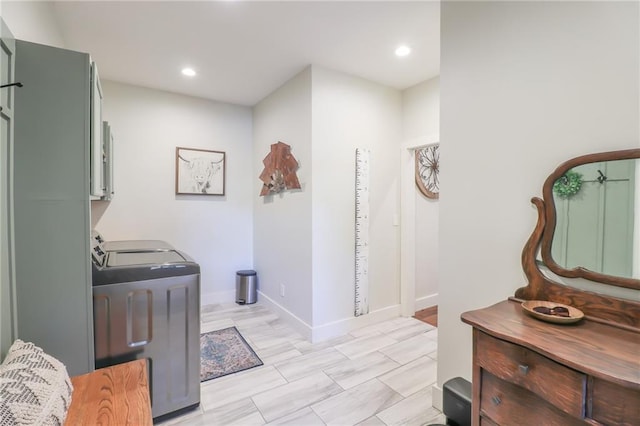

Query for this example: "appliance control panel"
[91,230,106,267]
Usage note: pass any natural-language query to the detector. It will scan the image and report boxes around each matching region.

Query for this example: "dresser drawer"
[480,371,585,426]
[591,378,640,426]
[476,331,586,418]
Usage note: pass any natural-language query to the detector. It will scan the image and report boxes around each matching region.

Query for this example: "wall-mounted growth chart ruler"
[354,148,370,317]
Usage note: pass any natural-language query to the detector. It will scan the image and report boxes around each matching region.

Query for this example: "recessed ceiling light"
[181,67,196,77]
[395,45,411,57]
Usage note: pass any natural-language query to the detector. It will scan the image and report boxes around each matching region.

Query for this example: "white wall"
[403,77,439,143]
[253,66,403,340]
[438,0,639,407]
[1,1,65,48]
[253,68,313,328]
[402,77,440,309]
[311,66,402,330]
[94,81,254,304]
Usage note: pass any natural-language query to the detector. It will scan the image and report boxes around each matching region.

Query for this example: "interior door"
[553,159,635,277]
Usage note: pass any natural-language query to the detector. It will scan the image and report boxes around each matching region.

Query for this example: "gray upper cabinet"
[13,40,94,375]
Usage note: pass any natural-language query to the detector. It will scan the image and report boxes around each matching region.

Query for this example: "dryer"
[91,233,200,420]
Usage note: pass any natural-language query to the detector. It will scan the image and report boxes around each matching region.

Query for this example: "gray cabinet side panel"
[13,40,93,375]
[0,25,16,359]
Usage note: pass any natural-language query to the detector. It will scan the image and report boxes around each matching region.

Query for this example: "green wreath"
[553,171,583,198]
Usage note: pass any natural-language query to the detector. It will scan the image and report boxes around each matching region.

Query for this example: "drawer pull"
[519,364,529,375]
[491,396,502,406]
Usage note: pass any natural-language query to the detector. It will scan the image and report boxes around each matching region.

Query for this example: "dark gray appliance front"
[91,237,200,419]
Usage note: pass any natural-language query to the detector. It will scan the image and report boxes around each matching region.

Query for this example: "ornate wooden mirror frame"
[541,149,640,289]
[515,148,640,331]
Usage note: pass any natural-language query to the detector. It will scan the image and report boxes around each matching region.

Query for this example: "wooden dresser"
[460,150,640,426]
[462,299,640,426]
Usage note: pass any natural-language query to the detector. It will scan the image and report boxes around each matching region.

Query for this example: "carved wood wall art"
[259,142,301,196]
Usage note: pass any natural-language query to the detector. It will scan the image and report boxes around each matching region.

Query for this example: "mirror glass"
[550,159,638,280]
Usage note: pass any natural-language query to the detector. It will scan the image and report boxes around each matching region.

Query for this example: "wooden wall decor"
[259,141,301,196]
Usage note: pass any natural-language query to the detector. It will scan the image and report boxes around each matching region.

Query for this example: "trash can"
[236,270,257,305]
[443,377,471,426]
[427,377,471,426]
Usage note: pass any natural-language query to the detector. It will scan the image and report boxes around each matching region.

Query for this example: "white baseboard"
[257,291,402,343]
[257,291,313,341]
[310,305,401,342]
[415,293,438,312]
[432,383,443,411]
[201,289,236,306]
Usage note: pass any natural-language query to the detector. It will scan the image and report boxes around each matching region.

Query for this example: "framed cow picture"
[175,147,226,195]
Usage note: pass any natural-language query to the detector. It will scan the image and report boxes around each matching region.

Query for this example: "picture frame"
[175,147,226,195]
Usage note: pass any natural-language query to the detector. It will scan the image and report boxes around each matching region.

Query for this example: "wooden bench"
[65,359,152,425]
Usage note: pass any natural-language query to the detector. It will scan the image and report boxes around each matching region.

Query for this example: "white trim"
[415,293,438,312]
[257,291,402,343]
[402,134,440,151]
[400,133,439,317]
[310,304,401,342]
[257,290,313,341]
[432,384,444,411]
[400,144,416,317]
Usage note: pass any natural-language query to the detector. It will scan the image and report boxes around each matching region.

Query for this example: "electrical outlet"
[280,284,285,297]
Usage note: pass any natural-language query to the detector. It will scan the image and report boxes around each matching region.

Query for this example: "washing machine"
[91,233,201,420]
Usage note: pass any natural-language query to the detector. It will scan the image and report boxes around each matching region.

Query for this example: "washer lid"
[103,239,175,252]
[106,250,188,267]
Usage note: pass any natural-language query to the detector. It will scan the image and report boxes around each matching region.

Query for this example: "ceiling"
[51,1,440,106]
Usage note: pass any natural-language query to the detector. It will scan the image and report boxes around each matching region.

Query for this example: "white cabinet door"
[90,61,104,198]
[103,121,114,200]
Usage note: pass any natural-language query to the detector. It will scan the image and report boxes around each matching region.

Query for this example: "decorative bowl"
[521,300,584,324]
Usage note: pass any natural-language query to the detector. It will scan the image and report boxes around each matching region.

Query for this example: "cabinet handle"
[491,396,502,406]
[519,364,529,375]
[0,82,23,89]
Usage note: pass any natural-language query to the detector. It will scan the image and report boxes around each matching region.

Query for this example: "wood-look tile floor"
[158,303,444,426]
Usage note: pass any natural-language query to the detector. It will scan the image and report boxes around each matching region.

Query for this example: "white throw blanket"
[0,340,73,426]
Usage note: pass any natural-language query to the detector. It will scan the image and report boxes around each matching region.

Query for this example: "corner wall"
[95,81,254,304]
[253,68,313,329]
[311,66,402,336]
[438,0,639,406]
[252,66,404,340]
